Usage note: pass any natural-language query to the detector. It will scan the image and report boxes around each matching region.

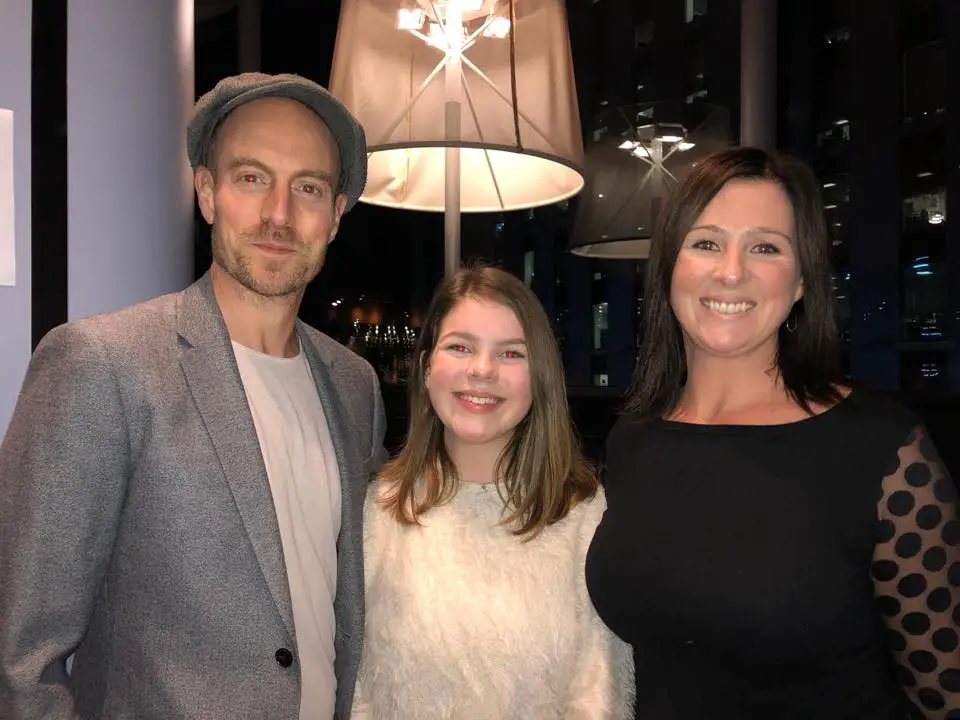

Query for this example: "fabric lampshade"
[569,101,731,259]
[329,0,585,213]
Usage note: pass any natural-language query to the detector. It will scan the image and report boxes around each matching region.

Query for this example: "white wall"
[0,0,32,434]
[67,0,195,320]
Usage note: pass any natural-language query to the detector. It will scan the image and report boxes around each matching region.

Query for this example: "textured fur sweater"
[351,480,635,719]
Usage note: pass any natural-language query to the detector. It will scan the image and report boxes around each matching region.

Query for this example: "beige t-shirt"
[233,341,341,720]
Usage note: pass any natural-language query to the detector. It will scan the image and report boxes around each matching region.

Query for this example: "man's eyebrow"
[224,157,336,185]
[298,169,336,185]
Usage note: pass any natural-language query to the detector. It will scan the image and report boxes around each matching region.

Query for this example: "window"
[821,175,851,246]
[634,21,653,48]
[592,302,608,351]
[902,40,945,123]
[901,238,948,342]
[815,119,850,149]
[833,269,852,343]
[823,27,850,45]
[813,0,852,40]
[901,0,943,49]
[684,45,706,102]
[685,0,707,23]
[901,350,949,395]
[812,4,851,147]
[902,188,947,230]
[901,168,948,342]
[901,128,947,203]
[591,354,609,387]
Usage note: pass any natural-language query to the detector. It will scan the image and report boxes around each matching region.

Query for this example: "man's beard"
[211,220,324,298]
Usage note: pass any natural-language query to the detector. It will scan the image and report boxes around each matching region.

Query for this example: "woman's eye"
[753,242,781,255]
[690,238,718,251]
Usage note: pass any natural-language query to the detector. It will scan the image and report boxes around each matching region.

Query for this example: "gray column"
[67,0,195,321]
[740,0,778,148]
[238,0,261,73]
[0,0,32,434]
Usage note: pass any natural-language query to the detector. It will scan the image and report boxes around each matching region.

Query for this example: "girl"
[352,265,634,719]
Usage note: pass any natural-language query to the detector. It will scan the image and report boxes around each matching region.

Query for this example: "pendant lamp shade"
[329,0,585,214]
[569,101,731,259]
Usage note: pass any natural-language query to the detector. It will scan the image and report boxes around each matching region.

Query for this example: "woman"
[586,147,959,719]
[353,265,634,719]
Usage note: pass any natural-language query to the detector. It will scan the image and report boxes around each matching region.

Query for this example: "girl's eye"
[445,343,468,353]
[502,349,525,359]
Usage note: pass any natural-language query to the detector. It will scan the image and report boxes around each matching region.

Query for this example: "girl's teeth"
[463,395,497,405]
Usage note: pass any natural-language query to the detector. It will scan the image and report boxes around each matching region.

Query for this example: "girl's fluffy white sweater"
[351,480,635,719]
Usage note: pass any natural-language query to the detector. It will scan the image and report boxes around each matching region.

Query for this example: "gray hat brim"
[187,74,367,213]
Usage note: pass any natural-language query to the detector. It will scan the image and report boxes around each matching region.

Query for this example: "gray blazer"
[0,272,387,720]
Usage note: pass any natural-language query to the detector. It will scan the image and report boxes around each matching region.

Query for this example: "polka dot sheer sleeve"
[872,425,960,718]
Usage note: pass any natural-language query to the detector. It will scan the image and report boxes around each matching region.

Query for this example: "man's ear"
[195,167,216,225]
[328,193,349,243]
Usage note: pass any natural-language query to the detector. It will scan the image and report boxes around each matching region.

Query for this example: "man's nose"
[262,183,291,226]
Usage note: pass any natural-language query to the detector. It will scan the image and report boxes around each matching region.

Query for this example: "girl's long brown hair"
[378,264,598,539]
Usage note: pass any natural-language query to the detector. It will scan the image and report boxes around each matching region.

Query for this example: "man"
[0,73,386,719]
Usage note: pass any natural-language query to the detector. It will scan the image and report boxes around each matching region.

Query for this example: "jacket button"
[275,648,294,668]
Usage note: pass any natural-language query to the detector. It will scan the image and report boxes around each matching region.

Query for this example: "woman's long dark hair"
[624,146,843,419]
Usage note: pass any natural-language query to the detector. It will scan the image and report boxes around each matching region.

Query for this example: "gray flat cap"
[187,72,367,212]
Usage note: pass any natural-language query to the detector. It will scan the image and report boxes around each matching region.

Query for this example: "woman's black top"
[586,390,960,719]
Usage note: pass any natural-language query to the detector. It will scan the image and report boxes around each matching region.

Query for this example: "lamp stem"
[443,2,463,279]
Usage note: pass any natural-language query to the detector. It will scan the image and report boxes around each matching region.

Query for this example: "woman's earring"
[784,315,798,333]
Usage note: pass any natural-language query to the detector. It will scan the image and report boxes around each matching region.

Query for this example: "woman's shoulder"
[604,410,658,451]
[835,385,922,435]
